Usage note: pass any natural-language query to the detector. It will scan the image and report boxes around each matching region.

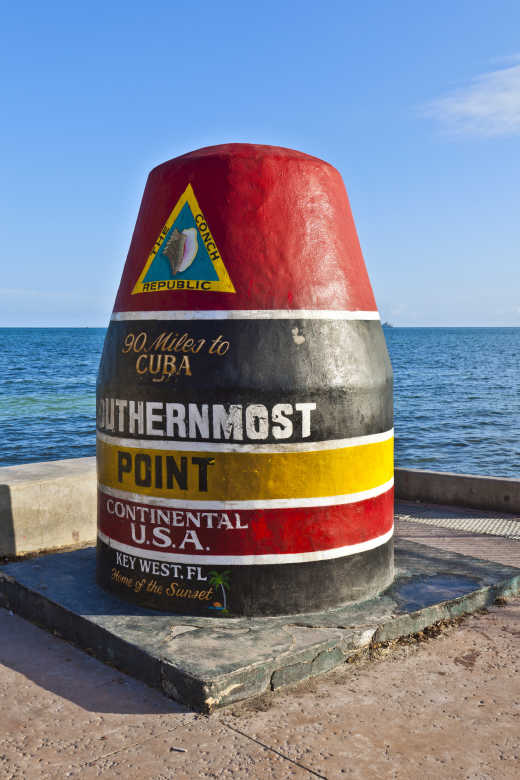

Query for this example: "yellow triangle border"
[131,183,235,295]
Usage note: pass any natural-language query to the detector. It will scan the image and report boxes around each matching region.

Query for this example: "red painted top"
[112,144,377,313]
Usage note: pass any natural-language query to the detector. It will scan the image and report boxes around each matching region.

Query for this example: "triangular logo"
[132,184,235,295]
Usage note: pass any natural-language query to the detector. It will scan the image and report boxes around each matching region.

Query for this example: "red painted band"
[98,487,393,558]
[113,144,377,314]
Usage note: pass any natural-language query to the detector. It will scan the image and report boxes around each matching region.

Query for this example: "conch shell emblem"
[162,227,198,276]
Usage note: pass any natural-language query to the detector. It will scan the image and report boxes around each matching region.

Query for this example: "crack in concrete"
[223,722,328,778]
[285,621,346,629]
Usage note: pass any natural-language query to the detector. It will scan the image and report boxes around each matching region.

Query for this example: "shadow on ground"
[0,484,15,558]
[0,606,189,715]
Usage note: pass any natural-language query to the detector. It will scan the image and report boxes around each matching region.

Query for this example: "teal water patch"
[394,574,482,612]
[0,395,95,419]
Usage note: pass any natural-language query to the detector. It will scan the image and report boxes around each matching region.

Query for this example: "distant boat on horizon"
[382,321,394,328]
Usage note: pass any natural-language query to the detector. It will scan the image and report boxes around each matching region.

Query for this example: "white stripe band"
[97,526,393,565]
[98,477,394,510]
[111,309,380,321]
[96,428,394,453]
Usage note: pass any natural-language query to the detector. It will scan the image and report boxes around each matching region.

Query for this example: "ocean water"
[0,327,518,478]
[0,328,105,467]
[386,327,520,478]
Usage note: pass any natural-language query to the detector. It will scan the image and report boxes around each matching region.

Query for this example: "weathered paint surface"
[96,143,394,615]
[112,144,377,313]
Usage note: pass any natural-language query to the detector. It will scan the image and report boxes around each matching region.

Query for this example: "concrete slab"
[1,540,519,712]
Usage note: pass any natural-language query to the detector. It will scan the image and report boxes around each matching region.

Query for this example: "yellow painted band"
[97,437,394,502]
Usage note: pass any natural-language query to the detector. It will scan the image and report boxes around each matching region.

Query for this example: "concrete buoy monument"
[96,144,394,616]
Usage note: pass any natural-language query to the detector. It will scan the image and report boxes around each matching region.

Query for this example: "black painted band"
[97,318,392,442]
[96,536,394,616]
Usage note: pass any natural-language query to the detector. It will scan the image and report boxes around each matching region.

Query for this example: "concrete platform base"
[1,540,519,712]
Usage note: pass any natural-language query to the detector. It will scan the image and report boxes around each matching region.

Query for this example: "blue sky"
[1,0,519,326]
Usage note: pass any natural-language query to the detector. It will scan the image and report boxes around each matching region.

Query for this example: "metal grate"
[396,505,520,541]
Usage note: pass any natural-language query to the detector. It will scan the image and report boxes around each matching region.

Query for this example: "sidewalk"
[1,504,520,779]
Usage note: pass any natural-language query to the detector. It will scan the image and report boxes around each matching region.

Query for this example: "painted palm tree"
[208,570,231,612]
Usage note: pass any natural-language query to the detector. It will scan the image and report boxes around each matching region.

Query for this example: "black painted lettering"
[192,456,214,492]
[135,453,152,487]
[166,455,188,490]
[117,451,132,482]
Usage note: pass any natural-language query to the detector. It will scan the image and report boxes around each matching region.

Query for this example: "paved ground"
[1,504,520,779]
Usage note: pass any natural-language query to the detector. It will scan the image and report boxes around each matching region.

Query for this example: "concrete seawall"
[1,457,519,557]
[0,458,96,557]
[395,467,520,515]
